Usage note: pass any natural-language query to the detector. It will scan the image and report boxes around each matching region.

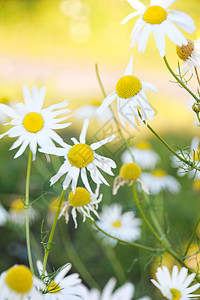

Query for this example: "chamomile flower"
[151,265,200,299]
[9,198,37,226]
[0,264,45,300]
[96,56,156,130]
[96,203,141,247]
[39,119,116,193]
[47,197,61,225]
[37,261,85,300]
[121,0,196,57]
[82,278,134,300]
[141,170,180,195]
[59,186,102,228]
[113,162,148,195]
[176,39,200,78]
[193,179,200,192]
[121,140,160,170]
[0,203,8,226]
[0,85,71,160]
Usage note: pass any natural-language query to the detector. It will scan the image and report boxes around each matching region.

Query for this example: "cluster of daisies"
[0,0,200,299]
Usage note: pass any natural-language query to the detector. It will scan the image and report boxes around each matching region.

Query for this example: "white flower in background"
[74,99,112,124]
[0,203,8,226]
[39,119,116,193]
[121,0,196,57]
[171,137,200,180]
[96,203,141,247]
[113,162,148,195]
[37,261,85,300]
[0,97,11,123]
[176,39,200,78]
[0,264,45,300]
[151,265,200,299]
[121,140,160,170]
[141,170,180,195]
[192,179,200,192]
[96,56,156,131]
[82,277,150,300]
[0,85,71,160]
[9,198,37,226]
[59,186,102,228]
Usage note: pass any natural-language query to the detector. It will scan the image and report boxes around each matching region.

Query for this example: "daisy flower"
[96,56,156,130]
[176,39,200,78]
[0,264,45,300]
[8,198,37,226]
[121,140,160,170]
[192,179,200,192]
[59,186,102,228]
[151,265,200,299]
[39,119,116,193]
[171,137,200,180]
[96,203,141,247]
[141,169,180,195]
[0,203,8,226]
[113,162,148,195]
[0,85,71,160]
[37,261,86,300]
[121,0,196,57]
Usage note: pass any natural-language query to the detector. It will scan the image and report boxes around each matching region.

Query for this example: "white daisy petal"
[90,134,116,150]
[79,119,89,143]
[126,0,146,11]
[0,104,19,119]
[124,55,133,75]
[153,24,166,57]
[96,92,117,115]
[162,0,176,8]
[121,10,143,25]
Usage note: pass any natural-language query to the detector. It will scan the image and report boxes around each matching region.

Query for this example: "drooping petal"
[152,24,166,57]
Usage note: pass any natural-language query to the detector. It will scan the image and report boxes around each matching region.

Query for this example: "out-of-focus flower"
[151,265,200,299]
[9,198,37,226]
[96,56,156,131]
[0,85,71,160]
[0,203,8,226]
[0,97,11,123]
[37,261,85,300]
[121,0,196,57]
[96,203,141,247]
[176,39,200,78]
[59,186,102,228]
[192,179,200,192]
[39,119,116,193]
[0,265,45,300]
[141,170,180,195]
[121,140,160,170]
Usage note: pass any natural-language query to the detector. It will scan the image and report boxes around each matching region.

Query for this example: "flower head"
[0,203,8,226]
[0,85,71,160]
[151,265,200,299]
[96,203,141,247]
[59,185,102,228]
[121,140,160,170]
[121,0,196,57]
[9,198,37,226]
[96,56,156,130]
[0,264,45,300]
[39,119,116,193]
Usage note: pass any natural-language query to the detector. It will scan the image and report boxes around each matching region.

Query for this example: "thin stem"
[184,217,200,257]
[25,150,34,273]
[92,220,162,253]
[194,67,200,88]
[163,56,199,102]
[42,189,66,276]
[95,63,135,162]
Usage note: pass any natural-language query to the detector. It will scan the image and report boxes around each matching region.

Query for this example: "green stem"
[25,150,34,273]
[184,217,200,257]
[194,67,200,88]
[95,63,135,162]
[163,56,199,102]
[92,220,162,253]
[42,189,66,275]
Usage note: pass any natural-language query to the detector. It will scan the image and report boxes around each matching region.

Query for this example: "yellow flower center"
[112,221,122,227]
[143,6,167,24]
[5,265,33,294]
[116,75,142,99]
[68,187,91,207]
[135,141,152,150]
[23,112,44,133]
[176,40,194,61]
[151,170,167,177]
[10,199,24,211]
[0,97,9,104]
[68,144,94,168]
[49,197,60,213]
[46,281,61,294]
[119,163,141,181]
[170,288,181,300]
[192,179,200,192]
